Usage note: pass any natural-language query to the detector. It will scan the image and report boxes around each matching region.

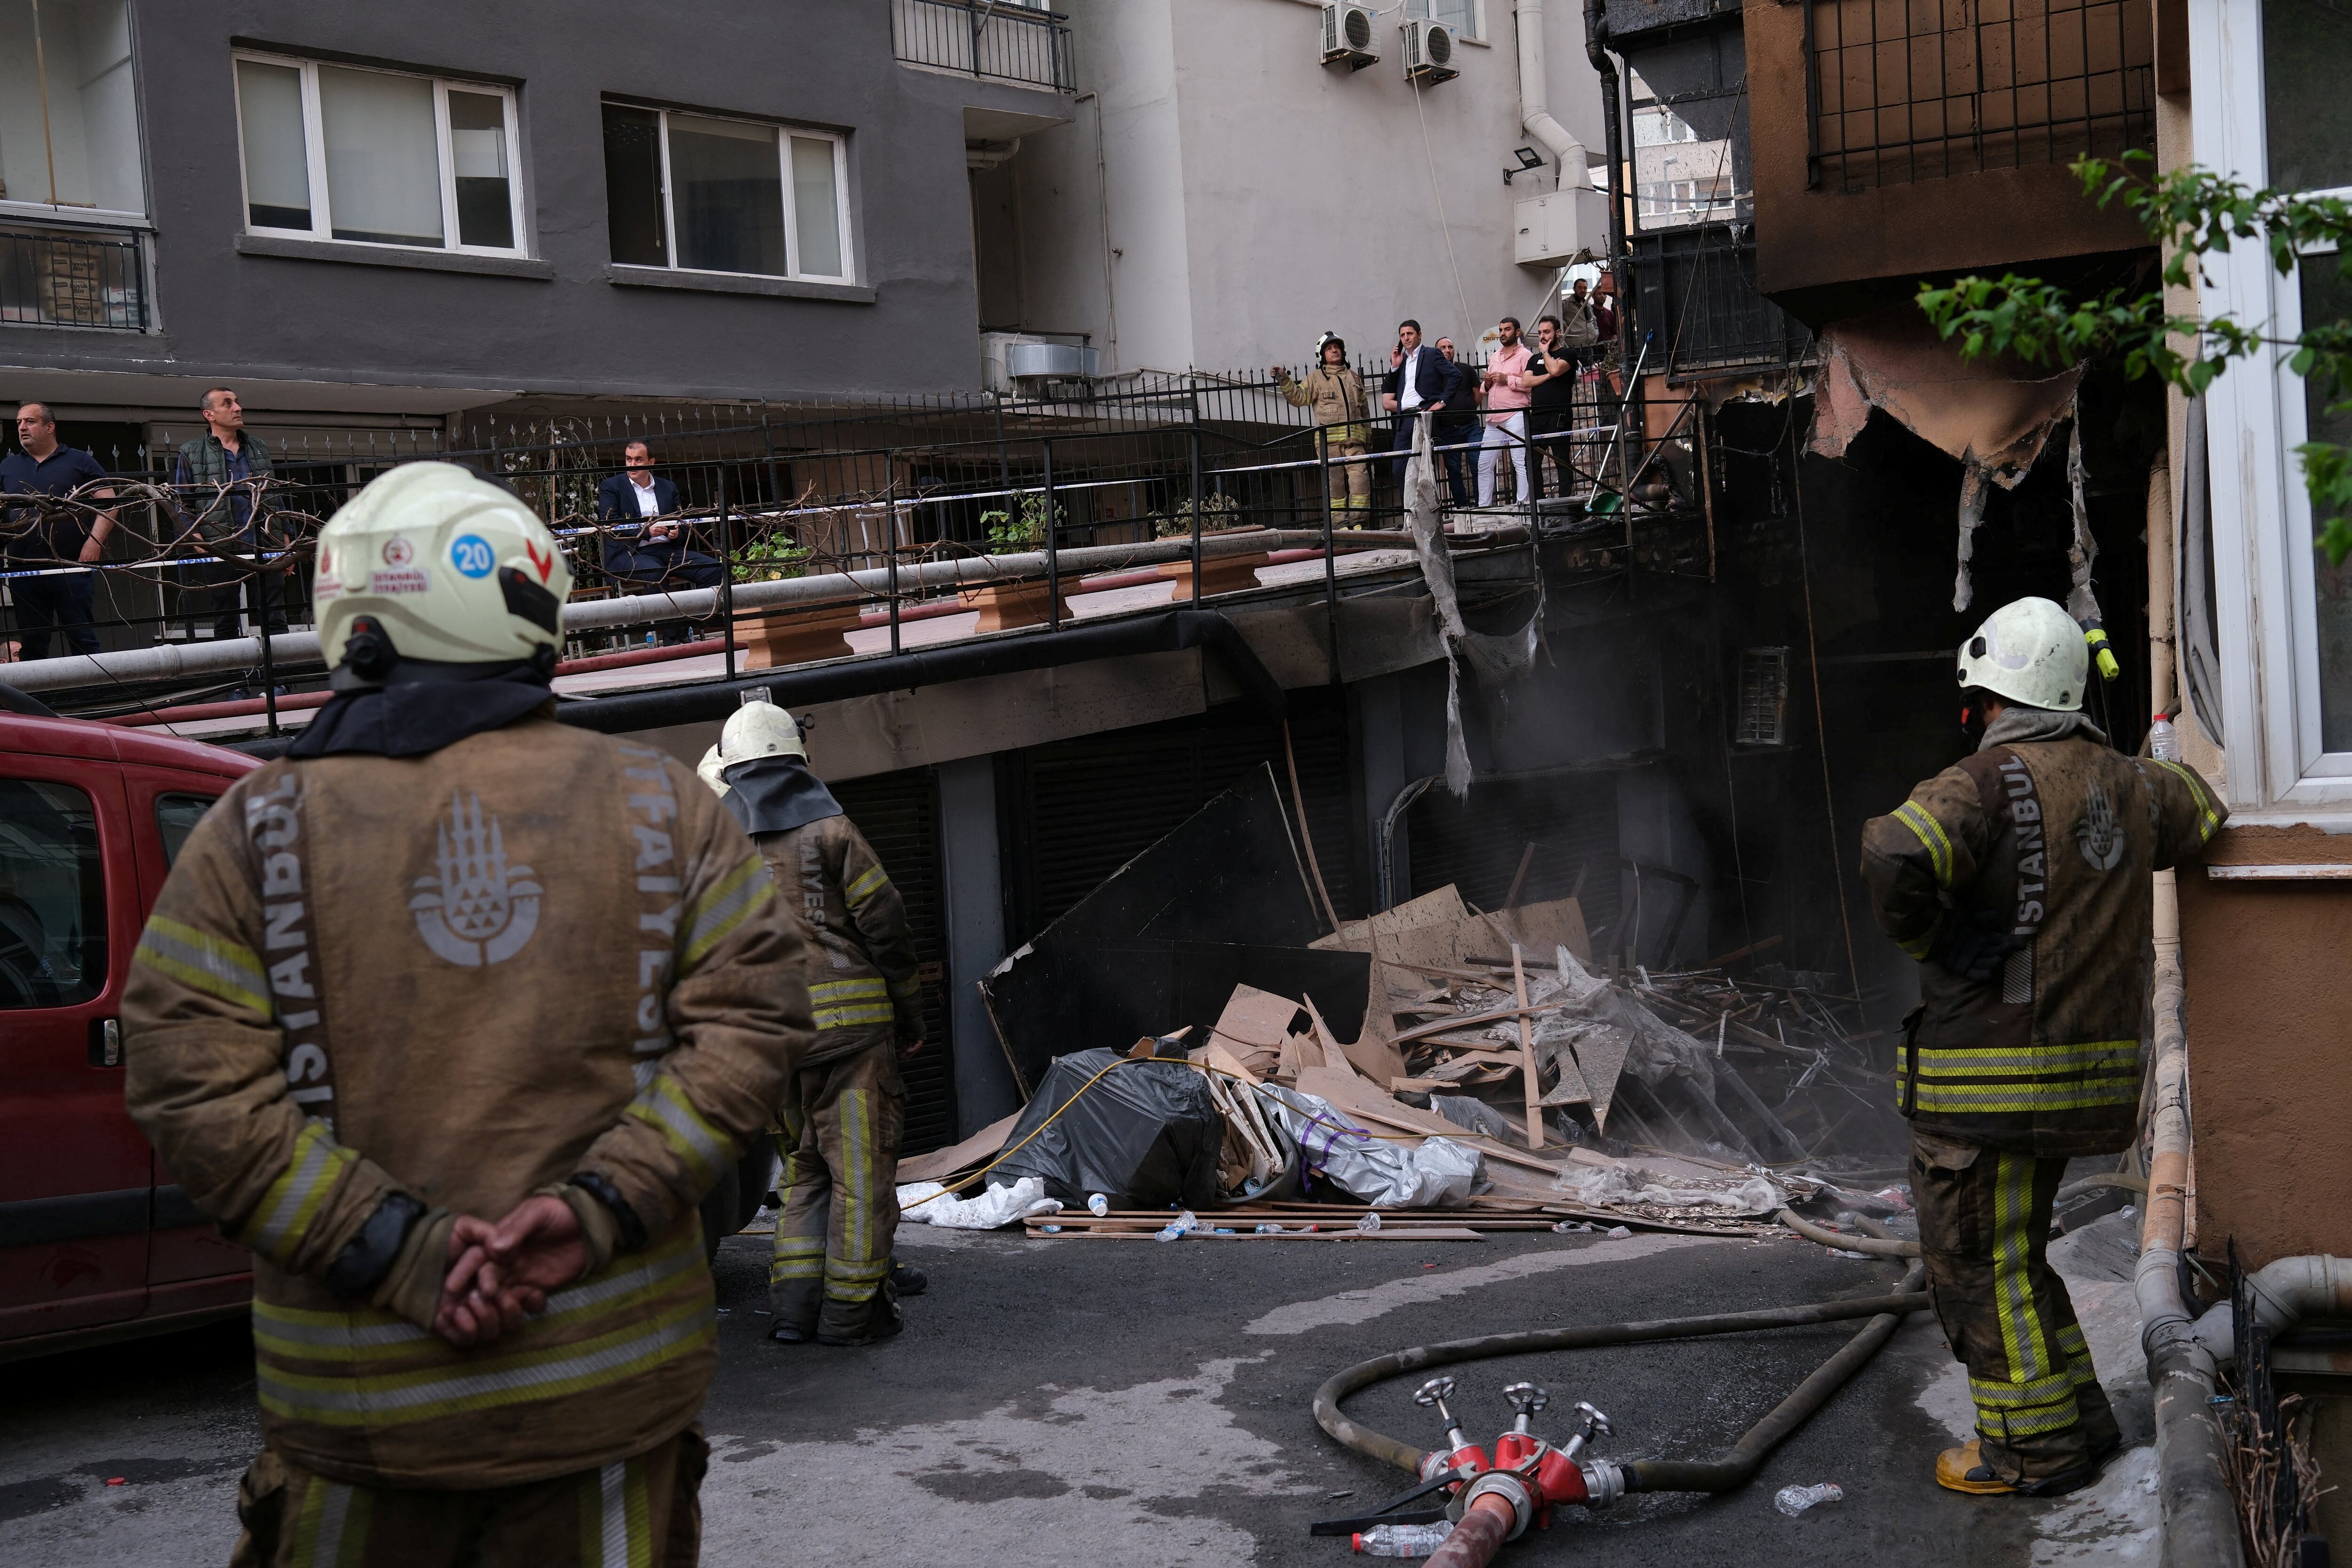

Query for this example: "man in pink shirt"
[1478,317,1534,507]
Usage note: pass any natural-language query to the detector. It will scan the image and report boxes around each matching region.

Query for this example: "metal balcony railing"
[894,0,1075,93]
[0,225,148,331]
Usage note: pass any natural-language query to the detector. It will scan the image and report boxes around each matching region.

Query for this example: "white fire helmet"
[1955,595,2086,713]
[717,699,807,764]
[695,744,729,799]
[313,462,572,673]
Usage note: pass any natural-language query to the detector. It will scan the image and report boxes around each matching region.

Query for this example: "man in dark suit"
[1381,321,1465,507]
[596,439,723,644]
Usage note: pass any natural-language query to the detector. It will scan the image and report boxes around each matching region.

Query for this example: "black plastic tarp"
[986,1047,1224,1211]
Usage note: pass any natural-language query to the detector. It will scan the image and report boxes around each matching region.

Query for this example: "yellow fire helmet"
[313,462,572,675]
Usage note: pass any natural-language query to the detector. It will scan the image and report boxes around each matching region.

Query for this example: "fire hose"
[1311,1260,1928,1564]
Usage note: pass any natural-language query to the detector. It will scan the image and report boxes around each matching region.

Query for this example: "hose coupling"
[1578,1457,1627,1508]
[1459,1469,1539,1541]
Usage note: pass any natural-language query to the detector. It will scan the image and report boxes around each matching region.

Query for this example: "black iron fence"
[1630,226,1812,379]
[0,366,1713,727]
[893,0,1076,94]
[0,224,148,331]
[1805,0,2155,191]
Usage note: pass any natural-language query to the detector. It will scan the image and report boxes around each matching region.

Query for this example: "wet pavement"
[1,1212,2155,1566]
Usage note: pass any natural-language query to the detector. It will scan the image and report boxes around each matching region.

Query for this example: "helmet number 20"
[451,535,496,579]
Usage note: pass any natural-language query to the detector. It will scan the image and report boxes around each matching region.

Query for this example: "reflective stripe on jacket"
[755,813,922,1064]
[1859,738,2224,1156]
[122,719,810,1487]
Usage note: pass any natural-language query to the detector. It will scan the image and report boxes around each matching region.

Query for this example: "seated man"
[596,439,722,644]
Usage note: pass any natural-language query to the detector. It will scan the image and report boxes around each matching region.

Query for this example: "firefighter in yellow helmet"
[123,462,810,1565]
[698,697,925,1346]
[1859,595,2224,1497]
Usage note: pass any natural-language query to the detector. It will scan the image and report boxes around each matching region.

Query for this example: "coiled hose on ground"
[1313,1258,1928,1499]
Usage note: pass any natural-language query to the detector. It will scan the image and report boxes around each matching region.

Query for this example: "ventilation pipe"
[1514,0,1586,190]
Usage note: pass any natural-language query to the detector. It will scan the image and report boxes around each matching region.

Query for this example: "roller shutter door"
[829,768,956,1156]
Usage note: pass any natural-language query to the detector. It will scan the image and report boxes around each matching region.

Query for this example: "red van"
[0,711,258,1359]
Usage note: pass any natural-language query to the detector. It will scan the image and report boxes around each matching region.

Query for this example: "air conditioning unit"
[1513,188,1610,266]
[1320,3,1379,69]
[1401,18,1457,83]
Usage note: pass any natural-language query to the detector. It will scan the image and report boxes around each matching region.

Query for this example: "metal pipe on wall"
[1514,0,1588,190]
[1583,0,1629,364]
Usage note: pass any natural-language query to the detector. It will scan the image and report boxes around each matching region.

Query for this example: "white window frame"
[230,52,526,259]
[0,0,148,226]
[2189,0,2352,816]
[610,103,854,285]
[1405,0,1482,42]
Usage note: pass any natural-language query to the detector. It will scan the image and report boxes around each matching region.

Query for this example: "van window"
[0,779,107,1009]
[155,793,217,870]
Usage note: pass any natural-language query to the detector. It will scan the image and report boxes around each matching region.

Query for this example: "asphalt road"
[3,1214,2156,1566]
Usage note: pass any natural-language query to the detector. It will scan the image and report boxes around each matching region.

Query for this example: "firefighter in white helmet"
[123,462,809,1565]
[699,696,926,1346]
[1859,595,2222,1497]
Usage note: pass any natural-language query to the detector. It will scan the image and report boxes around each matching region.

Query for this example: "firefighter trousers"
[1911,1134,2119,1482]
[230,1427,706,1568]
[1320,431,1373,518]
[770,1038,904,1332]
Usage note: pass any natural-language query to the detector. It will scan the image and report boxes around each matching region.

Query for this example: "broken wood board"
[1392,1000,1567,1047]
[1484,897,1591,964]
[897,1112,1020,1185]
[1311,886,1470,954]
[1305,990,1404,1085]
[1210,984,1309,1054]
[1293,1066,1567,1179]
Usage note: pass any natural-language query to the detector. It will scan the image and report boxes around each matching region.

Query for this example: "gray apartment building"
[0,0,1074,450]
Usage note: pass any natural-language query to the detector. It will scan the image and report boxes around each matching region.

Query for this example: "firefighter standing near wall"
[123,463,809,1566]
[697,699,926,1346]
[1272,333,1375,522]
[1860,594,2225,1497]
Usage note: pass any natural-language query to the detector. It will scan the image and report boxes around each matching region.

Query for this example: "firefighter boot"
[817,1279,902,1347]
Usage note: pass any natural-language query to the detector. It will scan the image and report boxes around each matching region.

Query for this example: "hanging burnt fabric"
[1807,305,2084,611]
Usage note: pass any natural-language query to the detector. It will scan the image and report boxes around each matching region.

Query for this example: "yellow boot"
[1935,1441,2017,1495]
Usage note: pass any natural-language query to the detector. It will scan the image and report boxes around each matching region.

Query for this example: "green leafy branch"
[1915,150,2352,563]
[981,491,1064,554]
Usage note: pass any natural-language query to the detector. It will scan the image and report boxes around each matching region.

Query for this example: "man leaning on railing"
[2,401,117,659]
[171,387,287,644]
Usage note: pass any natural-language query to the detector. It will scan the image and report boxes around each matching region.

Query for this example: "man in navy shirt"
[2,402,117,660]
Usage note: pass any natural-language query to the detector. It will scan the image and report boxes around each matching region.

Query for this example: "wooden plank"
[1392,1000,1568,1047]
[1512,944,1543,1150]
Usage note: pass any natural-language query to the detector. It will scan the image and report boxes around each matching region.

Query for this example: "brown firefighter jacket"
[122,718,811,1488]
[754,812,922,1067]
[1859,736,2224,1157]
[1279,366,1372,444]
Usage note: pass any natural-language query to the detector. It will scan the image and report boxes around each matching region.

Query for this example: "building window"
[0,0,145,217]
[1406,0,1478,38]
[231,53,524,255]
[600,103,850,283]
[2193,0,2352,810]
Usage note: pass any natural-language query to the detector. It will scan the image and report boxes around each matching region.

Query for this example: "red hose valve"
[1413,1376,1490,1483]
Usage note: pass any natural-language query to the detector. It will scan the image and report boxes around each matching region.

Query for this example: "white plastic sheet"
[1555,1163,1787,1216]
[896,1176,1062,1230]
[1255,1085,1483,1209]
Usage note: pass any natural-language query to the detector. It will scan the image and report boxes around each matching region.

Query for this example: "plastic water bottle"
[1357,1212,1383,1234]
[1354,1520,1454,1555]
[1773,1482,1844,1516]
[2150,715,2181,761]
[1255,1223,1283,1234]
[1155,1210,1197,1243]
[1088,1194,1110,1217]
